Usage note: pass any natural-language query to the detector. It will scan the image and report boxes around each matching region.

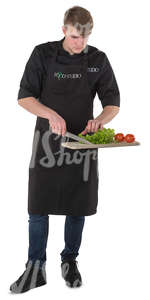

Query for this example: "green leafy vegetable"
[78,128,117,144]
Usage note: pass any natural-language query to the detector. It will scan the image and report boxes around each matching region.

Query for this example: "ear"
[62,25,66,35]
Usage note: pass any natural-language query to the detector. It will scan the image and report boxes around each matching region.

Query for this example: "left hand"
[79,119,104,135]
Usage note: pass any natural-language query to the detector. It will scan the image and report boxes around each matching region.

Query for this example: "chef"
[10,6,120,293]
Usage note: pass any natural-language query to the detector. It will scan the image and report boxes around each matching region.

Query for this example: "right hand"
[48,111,67,136]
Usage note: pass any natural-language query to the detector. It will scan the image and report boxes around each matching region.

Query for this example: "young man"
[10,6,120,293]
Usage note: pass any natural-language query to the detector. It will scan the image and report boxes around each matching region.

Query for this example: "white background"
[0,0,149,299]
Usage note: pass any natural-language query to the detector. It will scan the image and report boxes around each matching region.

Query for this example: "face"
[62,24,92,54]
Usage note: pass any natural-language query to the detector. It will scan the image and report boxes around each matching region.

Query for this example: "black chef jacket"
[17,37,120,109]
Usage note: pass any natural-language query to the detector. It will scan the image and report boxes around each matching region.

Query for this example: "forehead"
[65,24,92,37]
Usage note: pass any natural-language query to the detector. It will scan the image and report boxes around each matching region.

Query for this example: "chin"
[74,48,83,53]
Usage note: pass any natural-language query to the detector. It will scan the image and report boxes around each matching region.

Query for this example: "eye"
[71,36,78,39]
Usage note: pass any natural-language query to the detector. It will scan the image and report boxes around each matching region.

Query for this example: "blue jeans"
[25,214,85,269]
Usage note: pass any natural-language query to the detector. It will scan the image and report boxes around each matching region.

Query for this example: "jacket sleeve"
[95,53,120,108]
[17,46,44,100]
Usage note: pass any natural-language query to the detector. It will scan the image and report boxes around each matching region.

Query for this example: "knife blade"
[49,125,93,145]
[65,131,93,145]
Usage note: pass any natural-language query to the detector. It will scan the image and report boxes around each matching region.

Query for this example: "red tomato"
[114,133,124,142]
[124,134,135,143]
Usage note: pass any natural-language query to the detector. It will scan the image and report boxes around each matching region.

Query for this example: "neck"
[62,38,74,55]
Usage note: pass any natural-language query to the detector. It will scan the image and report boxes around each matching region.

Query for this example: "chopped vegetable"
[78,128,115,144]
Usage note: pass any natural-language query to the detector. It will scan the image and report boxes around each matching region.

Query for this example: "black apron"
[28,45,99,216]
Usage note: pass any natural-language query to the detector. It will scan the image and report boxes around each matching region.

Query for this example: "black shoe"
[61,259,82,288]
[9,260,47,293]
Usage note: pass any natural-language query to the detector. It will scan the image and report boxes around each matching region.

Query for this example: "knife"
[49,126,93,145]
[64,131,93,145]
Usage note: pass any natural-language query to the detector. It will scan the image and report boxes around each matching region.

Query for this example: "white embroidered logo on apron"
[54,72,82,79]
[88,67,99,72]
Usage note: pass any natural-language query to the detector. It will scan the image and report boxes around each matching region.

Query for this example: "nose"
[76,38,84,48]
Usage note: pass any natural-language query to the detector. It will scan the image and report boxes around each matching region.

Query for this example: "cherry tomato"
[124,134,135,143]
[114,133,124,142]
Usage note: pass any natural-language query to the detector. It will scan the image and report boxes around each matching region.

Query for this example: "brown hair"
[63,6,94,37]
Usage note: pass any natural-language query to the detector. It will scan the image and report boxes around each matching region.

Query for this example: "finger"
[56,125,62,135]
[52,128,57,134]
[62,127,66,136]
[61,123,66,136]
[99,123,104,130]
[87,120,93,132]
[52,125,58,134]
[91,121,97,132]
[80,128,88,135]
[80,120,93,134]
[94,122,99,132]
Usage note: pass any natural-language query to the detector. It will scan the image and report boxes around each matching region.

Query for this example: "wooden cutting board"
[61,141,140,149]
